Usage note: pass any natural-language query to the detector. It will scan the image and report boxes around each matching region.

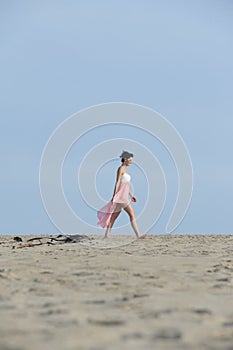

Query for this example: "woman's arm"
[111,166,123,201]
[129,190,137,202]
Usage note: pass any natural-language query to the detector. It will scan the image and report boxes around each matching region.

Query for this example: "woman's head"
[120,150,134,165]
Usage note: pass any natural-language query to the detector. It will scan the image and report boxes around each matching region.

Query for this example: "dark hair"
[120,150,134,163]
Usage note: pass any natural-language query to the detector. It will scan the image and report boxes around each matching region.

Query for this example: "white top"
[121,173,131,183]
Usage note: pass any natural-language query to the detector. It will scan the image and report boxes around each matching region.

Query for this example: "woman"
[97,151,147,239]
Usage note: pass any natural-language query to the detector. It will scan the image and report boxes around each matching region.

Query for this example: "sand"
[0,234,233,350]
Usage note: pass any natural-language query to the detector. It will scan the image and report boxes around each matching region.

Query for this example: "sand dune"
[0,234,233,349]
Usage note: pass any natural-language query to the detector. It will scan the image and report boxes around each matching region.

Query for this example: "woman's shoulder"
[117,165,124,175]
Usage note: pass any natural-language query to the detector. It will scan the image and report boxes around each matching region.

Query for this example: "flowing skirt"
[97,181,130,228]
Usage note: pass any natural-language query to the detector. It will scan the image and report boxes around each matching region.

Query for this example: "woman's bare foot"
[137,234,149,239]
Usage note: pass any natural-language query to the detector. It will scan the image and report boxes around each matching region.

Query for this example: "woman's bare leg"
[123,203,141,238]
[104,204,122,238]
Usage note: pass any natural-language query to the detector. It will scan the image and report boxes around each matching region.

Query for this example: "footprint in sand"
[191,308,212,315]
[39,308,68,316]
[151,327,182,340]
[88,318,125,326]
[139,308,175,319]
[121,332,144,340]
[85,299,106,304]
[216,277,230,282]
[222,320,233,327]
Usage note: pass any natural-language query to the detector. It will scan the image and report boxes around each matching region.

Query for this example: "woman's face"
[124,157,133,166]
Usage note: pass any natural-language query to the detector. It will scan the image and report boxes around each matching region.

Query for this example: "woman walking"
[97,151,147,239]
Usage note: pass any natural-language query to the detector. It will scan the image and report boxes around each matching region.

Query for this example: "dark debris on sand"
[0,234,92,249]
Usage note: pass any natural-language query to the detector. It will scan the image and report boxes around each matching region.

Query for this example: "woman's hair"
[120,150,134,163]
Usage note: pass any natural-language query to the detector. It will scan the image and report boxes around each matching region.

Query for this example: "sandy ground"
[0,234,233,350]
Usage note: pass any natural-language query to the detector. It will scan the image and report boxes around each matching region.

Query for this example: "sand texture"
[0,234,233,350]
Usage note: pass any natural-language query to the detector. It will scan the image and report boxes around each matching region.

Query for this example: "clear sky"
[1,0,233,235]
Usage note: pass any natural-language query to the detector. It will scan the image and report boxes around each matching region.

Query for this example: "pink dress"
[97,173,131,228]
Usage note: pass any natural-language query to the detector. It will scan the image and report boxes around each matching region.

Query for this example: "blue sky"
[1,0,233,235]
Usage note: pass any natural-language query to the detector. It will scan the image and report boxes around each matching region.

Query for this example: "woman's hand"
[131,196,137,202]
